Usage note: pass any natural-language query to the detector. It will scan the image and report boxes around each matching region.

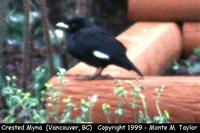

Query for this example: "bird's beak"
[56,22,69,29]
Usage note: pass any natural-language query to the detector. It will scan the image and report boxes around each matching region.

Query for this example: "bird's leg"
[88,67,113,80]
[88,67,103,80]
[76,67,103,80]
[86,67,103,80]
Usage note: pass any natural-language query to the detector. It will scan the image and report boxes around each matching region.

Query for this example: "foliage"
[101,81,169,123]
[6,5,65,47]
[168,47,200,75]
[6,11,40,45]
[194,47,200,57]
[1,75,46,123]
[0,68,169,123]
[4,0,67,76]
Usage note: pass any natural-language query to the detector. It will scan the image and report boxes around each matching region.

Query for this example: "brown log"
[183,23,200,56]
[47,76,200,123]
[128,0,200,21]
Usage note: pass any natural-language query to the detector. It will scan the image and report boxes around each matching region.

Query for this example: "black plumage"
[56,17,143,79]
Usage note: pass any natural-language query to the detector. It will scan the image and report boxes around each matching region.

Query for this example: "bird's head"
[56,17,91,33]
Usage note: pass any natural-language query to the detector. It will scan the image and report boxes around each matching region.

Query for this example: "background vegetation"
[0,0,132,123]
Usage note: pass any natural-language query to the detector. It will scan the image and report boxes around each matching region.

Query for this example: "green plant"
[171,60,181,72]
[75,95,98,123]
[1,67,169,123]
[102,103,111,123]
[46,89,98,123]
[45,67,67,122]
[1,76,47,123]
[114,81,128,123]
[6,9,41,46]
[194,47,200,57]
[169,47,200,75]
[32,67,50,105]
[101,80,170,123]
[154,86,169,123]
[60,97,76,123]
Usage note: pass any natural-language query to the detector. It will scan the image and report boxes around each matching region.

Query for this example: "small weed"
[103,80,170,123]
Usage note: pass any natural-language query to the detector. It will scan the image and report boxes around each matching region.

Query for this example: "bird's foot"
[137,76,144,80]
[75,74,112,80]
[94,74,112,80]
[75,76,96,80]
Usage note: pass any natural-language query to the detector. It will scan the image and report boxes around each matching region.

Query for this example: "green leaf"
[2,86,15,97]
[194,47,200,57]
[4,116,15,123]
[114,86,128,98]
[114,108,124,116]
[188,63,200,75]
[23,98,39,109]
[131,103,138,109]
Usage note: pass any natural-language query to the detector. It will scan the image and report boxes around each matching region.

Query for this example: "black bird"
[56,17,143,79]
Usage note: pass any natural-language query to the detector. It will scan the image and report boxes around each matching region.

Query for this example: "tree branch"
[22,0,32,89]
[39,0,55,75]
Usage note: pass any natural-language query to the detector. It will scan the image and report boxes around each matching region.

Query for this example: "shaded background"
[0,0,131,89]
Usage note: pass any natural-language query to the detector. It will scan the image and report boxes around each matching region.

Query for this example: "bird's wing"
[75,26,127,60]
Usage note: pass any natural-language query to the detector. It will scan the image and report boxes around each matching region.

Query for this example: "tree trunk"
[40,0,55,76]
[0,0,9,77]
[0,0,9,112]
[22,0,32,89]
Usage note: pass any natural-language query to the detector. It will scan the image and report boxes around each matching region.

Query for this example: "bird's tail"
[120,57,144,77]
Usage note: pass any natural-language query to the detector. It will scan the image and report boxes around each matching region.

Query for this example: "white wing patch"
[93,50,110,60]
[56,22,69,29]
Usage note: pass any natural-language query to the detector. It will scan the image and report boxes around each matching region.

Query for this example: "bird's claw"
[75,74,112,80]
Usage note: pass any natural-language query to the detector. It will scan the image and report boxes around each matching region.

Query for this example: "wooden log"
[183,22,200,56]
[128,0,200,21]
[47,76,200,123]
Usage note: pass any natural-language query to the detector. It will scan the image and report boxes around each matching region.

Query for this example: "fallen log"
[128,0,200,21]
[183,22,200,56]
[47,76,200,123]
